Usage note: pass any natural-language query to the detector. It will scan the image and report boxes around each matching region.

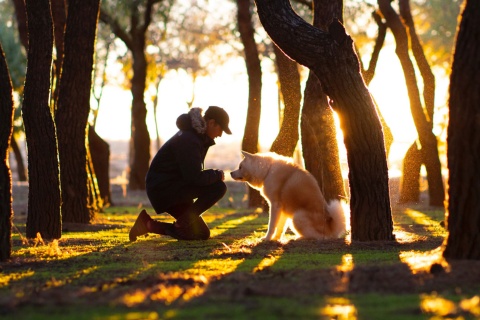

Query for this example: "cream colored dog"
[230,151,346,241]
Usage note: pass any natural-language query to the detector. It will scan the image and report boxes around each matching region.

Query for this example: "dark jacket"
[146,108,222,212]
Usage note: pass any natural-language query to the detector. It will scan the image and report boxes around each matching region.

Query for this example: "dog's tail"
[327,200,349,238]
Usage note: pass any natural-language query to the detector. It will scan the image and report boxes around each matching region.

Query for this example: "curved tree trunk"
[378,0,444,207]
[301,72,346,202]
[0,43,14,261]
[10,135,27,181]
[23,0,62,239]
[301,0,346,203]
[443,0,480,260]
[56,0,100,223]
[269,45,301,157]
[254,0,393,241]
[237,0,264,209]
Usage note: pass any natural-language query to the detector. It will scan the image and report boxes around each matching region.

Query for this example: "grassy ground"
[2,187,480,319]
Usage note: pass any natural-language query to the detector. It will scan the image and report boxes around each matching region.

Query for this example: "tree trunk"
[356,11,394,156]
[86,135,103,213]
[50,0,67,107]
[11,0,28,49]
[56,0,100,223]
[237,0,264,209]
[99,2,159,191]
[0,43,14,261]
[254,0,394,241]
[89,127,113,206]
[300,0,346,203]
[443,0,480,260]
[23,0,62,239]
[10,135,27,181]
[269,45,301,157]
[399,141,422,203]
[301,72,346,202]
[128,44,151,190]
[378,0,445,207]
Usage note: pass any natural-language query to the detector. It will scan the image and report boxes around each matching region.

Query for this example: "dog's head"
[230,151,252,182]
[230,151,270,188]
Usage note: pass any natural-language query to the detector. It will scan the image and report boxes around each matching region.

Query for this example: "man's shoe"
[129,210,150,242]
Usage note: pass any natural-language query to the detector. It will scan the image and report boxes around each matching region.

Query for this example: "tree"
[254,0,394,241]
[237,0,265,208]
[23,0,62,239]
[100,0,164,190]
[269,44,301,157]
[378,0,444,207]
[443,0,480,260]
[0,42,14,261]
[55,0,101,223]
[300,0,346,203]
[0,2,27,182]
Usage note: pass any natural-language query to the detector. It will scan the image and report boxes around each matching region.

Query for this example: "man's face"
[206,119,223,139]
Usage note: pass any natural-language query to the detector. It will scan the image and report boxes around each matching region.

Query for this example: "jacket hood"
[176,107,206,134]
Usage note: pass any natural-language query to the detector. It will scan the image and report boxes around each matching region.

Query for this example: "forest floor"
[3,179,480,319]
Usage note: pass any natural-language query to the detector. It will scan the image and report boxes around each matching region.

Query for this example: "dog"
[230,151,346,241]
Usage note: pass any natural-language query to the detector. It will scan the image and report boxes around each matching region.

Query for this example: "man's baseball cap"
[204,106,232,134]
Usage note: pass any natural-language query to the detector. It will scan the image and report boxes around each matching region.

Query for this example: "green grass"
[2,203,480,320]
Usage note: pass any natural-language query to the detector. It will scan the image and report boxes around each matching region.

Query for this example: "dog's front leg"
[264,204,282,241]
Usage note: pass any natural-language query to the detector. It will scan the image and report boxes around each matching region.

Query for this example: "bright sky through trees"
[95,31,450,176]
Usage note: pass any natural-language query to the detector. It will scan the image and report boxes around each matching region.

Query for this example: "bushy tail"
[327,200,349,238]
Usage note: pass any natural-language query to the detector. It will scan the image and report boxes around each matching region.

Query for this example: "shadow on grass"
[3,203,480,320]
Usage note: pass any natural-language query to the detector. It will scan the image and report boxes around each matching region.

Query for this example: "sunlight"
[336,254,354,272]
[460,295,480,317]
[119,272,209,307]
[399,246,448,274]
[420,293,457,317]
[404,209,446,237]
[320,297,357,320]
[44,266,99,289]
[209,213,260,238]
[0,269,34,288]
[253,248,284,273]
[186,258,244,277]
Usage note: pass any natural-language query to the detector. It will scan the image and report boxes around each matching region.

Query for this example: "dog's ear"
[241,150,253,158]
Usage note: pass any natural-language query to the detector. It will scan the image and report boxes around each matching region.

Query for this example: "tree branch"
[99,9,134,50]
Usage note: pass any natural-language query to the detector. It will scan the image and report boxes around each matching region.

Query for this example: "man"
[129,106,231,241]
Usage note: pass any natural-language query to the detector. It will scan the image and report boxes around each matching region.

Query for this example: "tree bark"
[399,142,422,203]
[10,135,27,181]
[237,0,264,209]
[128,37,151,191]
[0,43,14,261]
[50,0,67,107]
[254,0,394,241]
[301,73,346,202]
[378,0,445,207]
[89,127,113,207]
[11,0,28,49]
[269,45,301,157]
[56,0,100,223]
[23,0,62,239]
[443,0,480,260]
[300,0,346,203]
